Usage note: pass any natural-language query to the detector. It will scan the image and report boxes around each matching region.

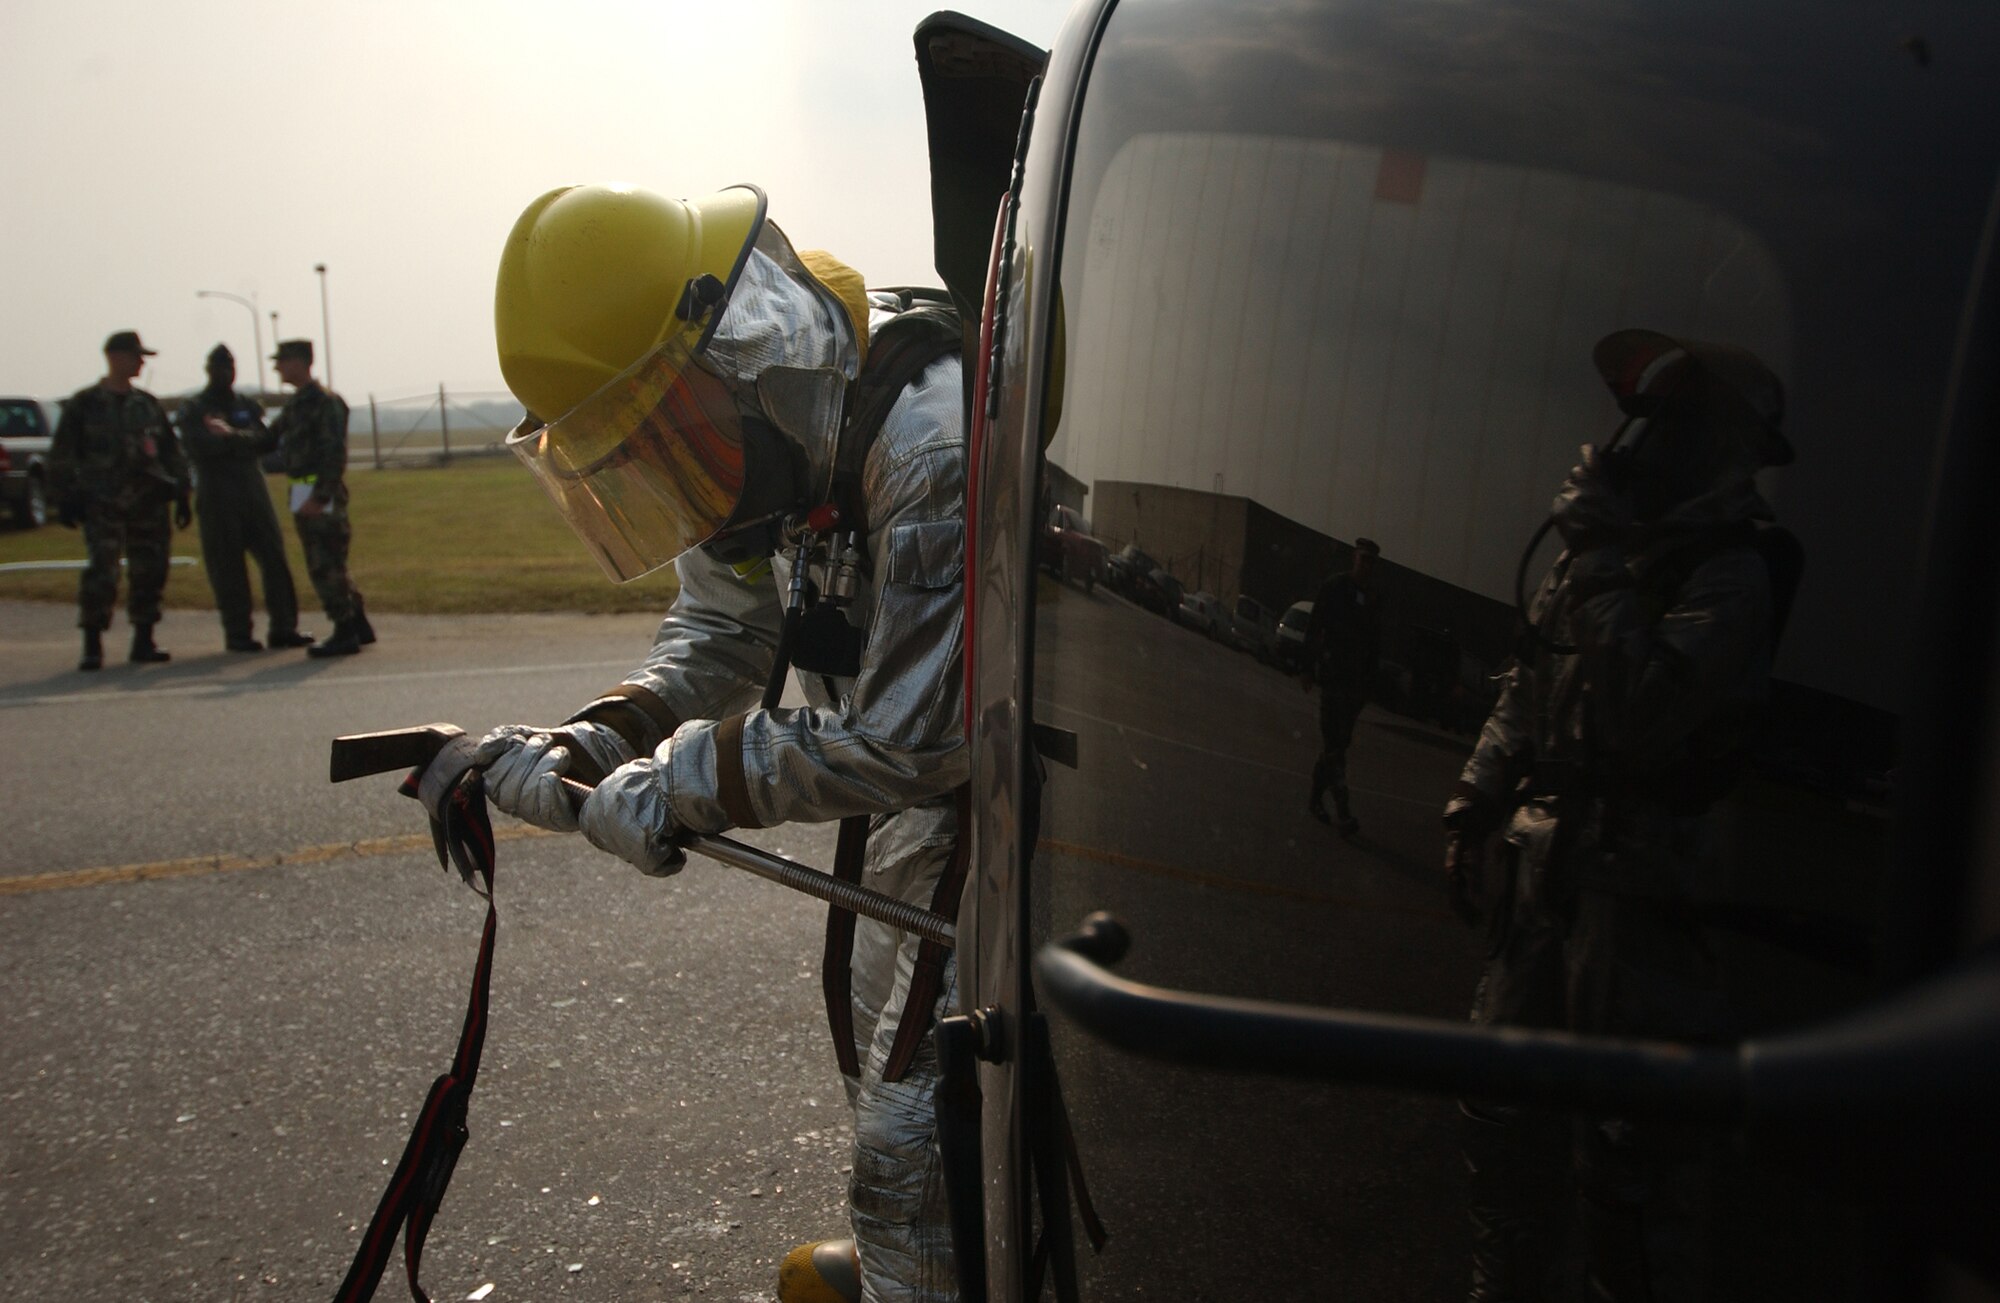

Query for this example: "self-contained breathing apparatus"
[742,295,965,708]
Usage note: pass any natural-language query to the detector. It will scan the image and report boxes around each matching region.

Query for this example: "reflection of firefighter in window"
[1302,538,1382,834]
[1443,330,1795,1303]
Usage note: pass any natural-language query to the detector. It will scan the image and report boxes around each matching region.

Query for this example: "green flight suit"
[177,388,303,643]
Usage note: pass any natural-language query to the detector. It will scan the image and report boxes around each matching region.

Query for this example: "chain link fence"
[351,387,525,467]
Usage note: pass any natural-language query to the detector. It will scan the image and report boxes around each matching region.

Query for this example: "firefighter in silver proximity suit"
[477,183,968,1303]
[1444,329,1794,1303]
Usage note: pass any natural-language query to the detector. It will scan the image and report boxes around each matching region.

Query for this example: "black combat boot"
[307,619,363,658]
[226,634,265,652]
[1333,788,1359,837]
[267,628,317,649]
[130,625,171,664]
[79,628,103,672]
[351,601,376,645]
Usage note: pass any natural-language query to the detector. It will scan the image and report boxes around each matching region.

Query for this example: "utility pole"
[314,263,334,391]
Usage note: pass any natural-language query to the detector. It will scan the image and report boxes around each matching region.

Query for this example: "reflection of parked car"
[1106,544,1183,615]
[1224,593,1278,658]
[0,398,55,529]
[1038,503,1108,591]
[1105,543,1160,599]
[1175,589,1225,638]
[1271,599,1313,672]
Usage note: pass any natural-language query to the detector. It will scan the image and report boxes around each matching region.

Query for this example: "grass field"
[0,459,681,614]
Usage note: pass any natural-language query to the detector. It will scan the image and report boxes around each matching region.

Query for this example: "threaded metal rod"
[557,776,953,946]
[686,832,956,947]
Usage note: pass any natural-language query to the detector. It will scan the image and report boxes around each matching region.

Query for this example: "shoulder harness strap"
[816,296,964,1082]
[827,300,962,537]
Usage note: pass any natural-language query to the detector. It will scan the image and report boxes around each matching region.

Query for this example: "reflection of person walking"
[269,339,372,657]
[1301,538,1382,834]
[176,344,314,653]
[48,330,191,670]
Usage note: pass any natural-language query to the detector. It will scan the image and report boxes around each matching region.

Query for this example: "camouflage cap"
[207,343,234,368]
[272,339,314,364]
[104,330,157,355]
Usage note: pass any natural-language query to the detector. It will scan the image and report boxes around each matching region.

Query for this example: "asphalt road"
[0,587,1889,1302]
[0,600,849,1302]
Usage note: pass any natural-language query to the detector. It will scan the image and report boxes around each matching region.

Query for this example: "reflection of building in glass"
[1051,131,1906,798]
[1050,133,1793,631]
[1043,459,1089,517]
[1092,478,1517,689]
[1093,480,1326,614]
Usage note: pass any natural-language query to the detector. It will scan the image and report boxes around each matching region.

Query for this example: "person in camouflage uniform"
[176,344,314,653]
[270,339,372,658]
[49,331,191,670]
[1444,330,1794,1303]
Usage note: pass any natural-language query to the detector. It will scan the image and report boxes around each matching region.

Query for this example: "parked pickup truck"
[0,397,56,529]
[1038,503,1108,592]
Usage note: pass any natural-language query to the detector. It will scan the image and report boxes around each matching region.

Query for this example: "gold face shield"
[505,331,752,583]
[505,219,865,582]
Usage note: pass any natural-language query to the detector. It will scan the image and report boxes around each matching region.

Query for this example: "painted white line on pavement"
[0,556,199,573]
[2,657,638,709]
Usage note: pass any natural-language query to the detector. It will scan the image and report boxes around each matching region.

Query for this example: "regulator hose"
[1514,514,1579,656]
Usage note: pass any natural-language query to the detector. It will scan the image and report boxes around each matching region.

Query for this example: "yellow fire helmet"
[495,182,772,581]
[497,183,765,422]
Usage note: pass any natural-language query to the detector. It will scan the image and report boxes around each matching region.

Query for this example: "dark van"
[920,2,2000,1300]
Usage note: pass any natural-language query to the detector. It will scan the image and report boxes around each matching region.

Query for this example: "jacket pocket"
[886,519,964,589]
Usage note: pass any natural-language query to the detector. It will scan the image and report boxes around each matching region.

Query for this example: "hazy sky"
[0,0,1073,402]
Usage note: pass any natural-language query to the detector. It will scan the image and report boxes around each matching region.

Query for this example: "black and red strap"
[332,768,497,1303]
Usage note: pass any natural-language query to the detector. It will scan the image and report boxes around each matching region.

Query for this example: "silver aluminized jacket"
[1452,474,1776,1301]
[1457,476,1774,929]
[607,287,968,1303]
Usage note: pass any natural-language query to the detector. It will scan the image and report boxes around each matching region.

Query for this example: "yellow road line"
[0,825,561,897]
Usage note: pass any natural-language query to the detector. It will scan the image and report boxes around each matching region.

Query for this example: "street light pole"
[270,310,280,355]
[314,263,333,391]
[195,289,265,396]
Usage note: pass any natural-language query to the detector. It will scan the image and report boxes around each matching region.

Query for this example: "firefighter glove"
[476,721,633,833]
[578,757,686,877]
